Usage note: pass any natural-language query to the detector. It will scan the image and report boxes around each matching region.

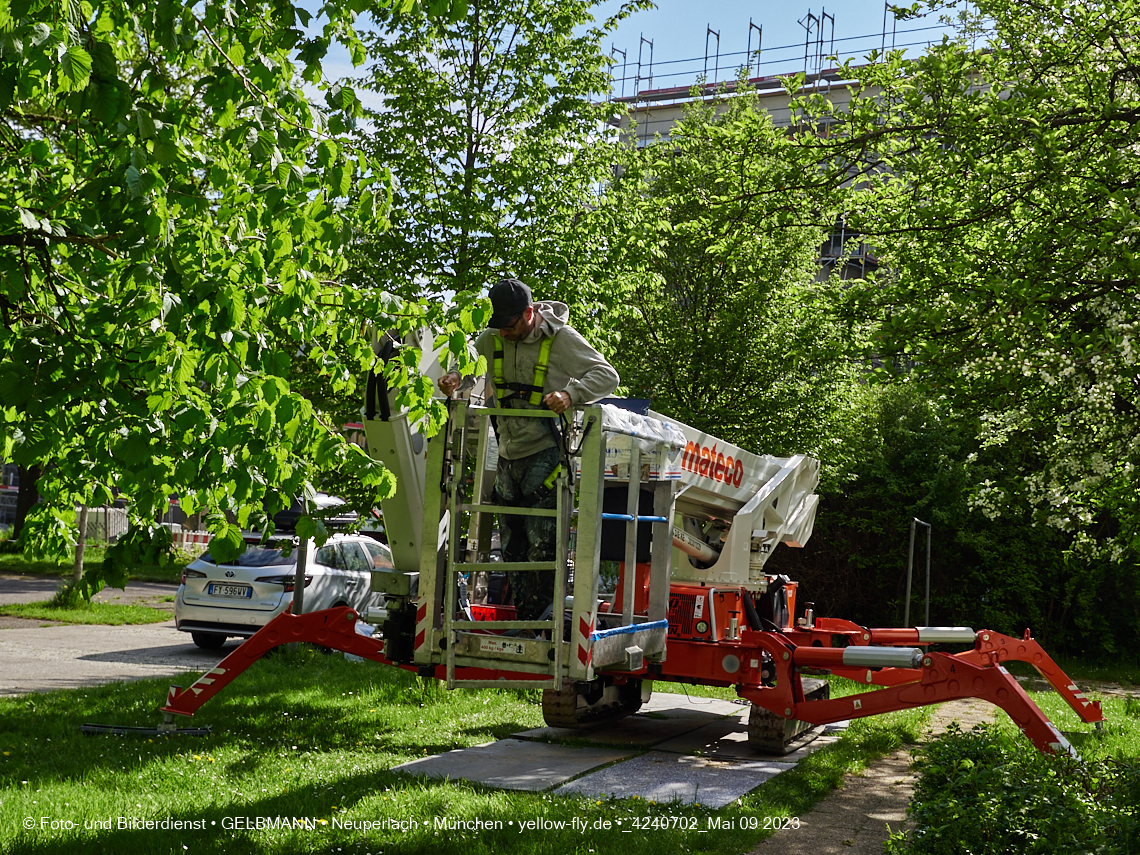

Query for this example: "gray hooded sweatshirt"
[473,300,619,460]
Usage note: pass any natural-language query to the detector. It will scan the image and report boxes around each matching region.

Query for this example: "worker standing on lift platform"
[438,278,619,623]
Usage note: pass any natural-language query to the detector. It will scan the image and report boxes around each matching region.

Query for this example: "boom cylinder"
[869,627,976,645]
[672,526,720,564]
[795,646,925,670]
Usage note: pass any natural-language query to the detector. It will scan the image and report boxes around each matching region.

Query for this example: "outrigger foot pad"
[80,723,212,737]
[747,678,831,755]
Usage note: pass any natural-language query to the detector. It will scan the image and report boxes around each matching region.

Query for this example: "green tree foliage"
[0,0,471,565]
[764,384,1123,650]
[604,81,867,469]
[350,0,649,327]
[792,0,1140,563]
[764,379,1140,656]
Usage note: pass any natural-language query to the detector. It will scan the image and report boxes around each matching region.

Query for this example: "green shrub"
[171,544,207,564]
[888,723,1140,855]
[49,581,85,609]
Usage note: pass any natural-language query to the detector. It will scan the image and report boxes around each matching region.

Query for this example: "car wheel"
[191,632,227,650]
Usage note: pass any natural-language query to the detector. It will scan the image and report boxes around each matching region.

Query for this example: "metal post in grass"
[290,536,308,653]
[904,517,932,627]
[924,521,932,626]
[293,537,307,615]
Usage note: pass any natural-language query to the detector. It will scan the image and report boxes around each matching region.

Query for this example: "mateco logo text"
[681,442,745,487]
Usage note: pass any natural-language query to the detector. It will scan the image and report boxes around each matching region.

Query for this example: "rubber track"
[747,678,831,755]
[541,681,643,728]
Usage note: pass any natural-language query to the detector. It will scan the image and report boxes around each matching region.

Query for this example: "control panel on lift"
[666,579,798,642]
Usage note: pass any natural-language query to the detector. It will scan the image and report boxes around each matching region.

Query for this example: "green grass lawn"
[0,546,107,578]
[995,685,1140,760]
[0,601,172,625]
[1048,654,1140,689]
[0,545,188,585]
[0,652,933,855]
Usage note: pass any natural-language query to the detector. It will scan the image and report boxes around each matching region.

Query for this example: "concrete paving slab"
[639,692,750,719]
[515,711,718,747]
[776,731,844,762]
[653,717,752,755]
[393,738,636,791]
[514,692,751,746]
[556,750,795,808]
[768,721,852,763]
[647,716,851,761]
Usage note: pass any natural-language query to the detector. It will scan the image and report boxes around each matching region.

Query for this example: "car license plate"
[208,583,252,599]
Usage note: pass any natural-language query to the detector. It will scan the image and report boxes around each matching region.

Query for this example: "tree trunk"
[73,504,89,583]
[12,464,42,541]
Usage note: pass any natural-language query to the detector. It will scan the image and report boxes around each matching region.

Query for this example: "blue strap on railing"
[591,619,669,641]
[600,513,668,523]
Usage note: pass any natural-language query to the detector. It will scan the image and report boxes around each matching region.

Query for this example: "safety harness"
[492,332,555,406]
[491,331,563,494]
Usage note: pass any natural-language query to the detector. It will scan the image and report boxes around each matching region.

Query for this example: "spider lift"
[155,333,1103,755]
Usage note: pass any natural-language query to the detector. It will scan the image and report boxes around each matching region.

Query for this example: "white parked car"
[174,533,395,649]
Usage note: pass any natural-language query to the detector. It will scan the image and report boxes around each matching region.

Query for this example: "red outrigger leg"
[159,609,1092,757]
[162,607,383,721]
[820,628,1103,726]
[739,638,1075,755]
[160,606,547,723]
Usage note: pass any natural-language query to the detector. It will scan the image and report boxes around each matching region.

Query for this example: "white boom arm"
[645,411,820,587]
[362,329,452,573]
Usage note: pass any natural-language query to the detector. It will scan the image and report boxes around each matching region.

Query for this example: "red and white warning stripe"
[173,530,212,547]
[413,598,430,660]
[188,667,227,696]
[576,611,595,671]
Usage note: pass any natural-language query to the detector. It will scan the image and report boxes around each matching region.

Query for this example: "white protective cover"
[596,403,688,481]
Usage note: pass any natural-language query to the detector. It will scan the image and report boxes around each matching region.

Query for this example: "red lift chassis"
[159,605,1101,756]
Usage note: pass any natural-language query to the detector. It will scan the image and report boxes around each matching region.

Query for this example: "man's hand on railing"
[542,390,572,414]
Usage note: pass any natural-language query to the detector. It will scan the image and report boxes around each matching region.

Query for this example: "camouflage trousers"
[495,446,560,622]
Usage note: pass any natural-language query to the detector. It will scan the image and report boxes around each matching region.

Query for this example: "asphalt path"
[0,573,234,697]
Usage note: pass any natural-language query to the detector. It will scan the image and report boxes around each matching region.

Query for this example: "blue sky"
[311,0,970,103]
[589,0,965,95]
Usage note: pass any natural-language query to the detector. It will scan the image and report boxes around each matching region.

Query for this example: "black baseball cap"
[486,278,533,328]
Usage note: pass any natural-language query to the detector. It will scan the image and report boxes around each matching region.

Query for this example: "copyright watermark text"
[19,811,801,836]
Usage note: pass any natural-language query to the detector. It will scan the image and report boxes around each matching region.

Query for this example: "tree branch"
[0,231,120,258]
